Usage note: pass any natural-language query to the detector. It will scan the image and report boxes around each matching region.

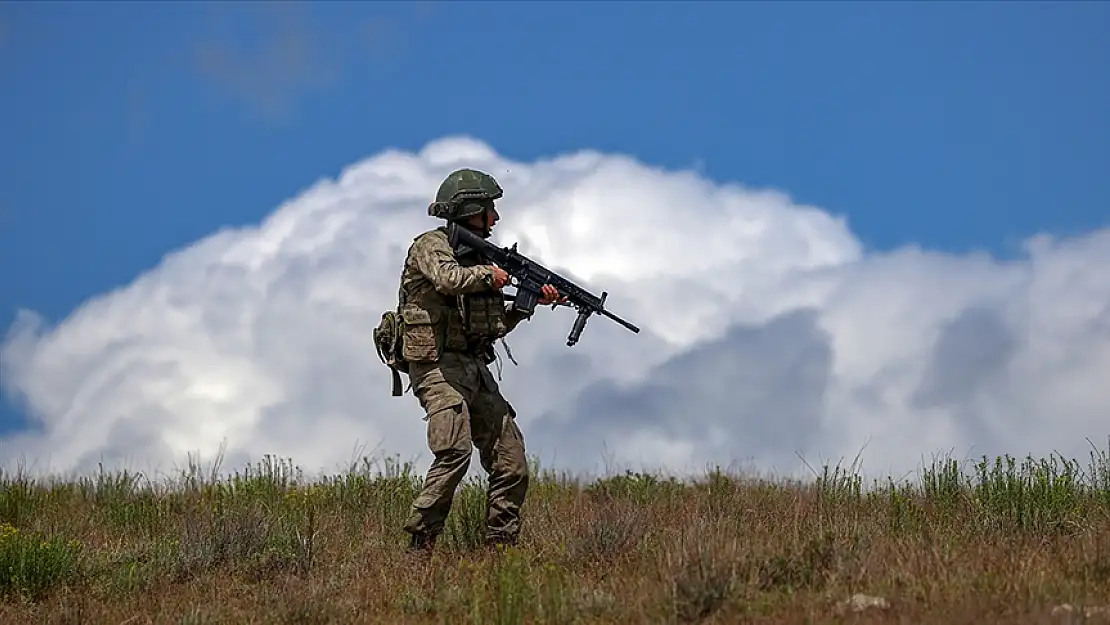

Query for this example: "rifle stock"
[447,223,641,346]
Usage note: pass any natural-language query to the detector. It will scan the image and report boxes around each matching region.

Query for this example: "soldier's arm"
[411,233,497,295]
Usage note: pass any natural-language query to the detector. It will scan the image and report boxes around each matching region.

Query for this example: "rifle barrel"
[600,308,640,333]
[449,222,640,337]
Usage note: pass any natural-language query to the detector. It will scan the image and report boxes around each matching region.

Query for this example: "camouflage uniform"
[397,169,533,550]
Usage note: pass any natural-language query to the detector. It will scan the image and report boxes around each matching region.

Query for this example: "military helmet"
[427,168,504,221]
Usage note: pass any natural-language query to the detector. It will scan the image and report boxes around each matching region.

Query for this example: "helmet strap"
[479,206,491,238]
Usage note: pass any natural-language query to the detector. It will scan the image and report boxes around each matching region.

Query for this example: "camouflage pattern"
[399,225,532,545]
[399,227,531,359]
[401,351,529,543]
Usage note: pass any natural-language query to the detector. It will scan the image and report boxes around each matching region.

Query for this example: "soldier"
[396,168,565,554]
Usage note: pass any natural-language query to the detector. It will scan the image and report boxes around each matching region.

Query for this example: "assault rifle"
[447,222,641,346]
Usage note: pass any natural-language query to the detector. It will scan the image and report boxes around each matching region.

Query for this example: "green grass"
[0,438,1108,623]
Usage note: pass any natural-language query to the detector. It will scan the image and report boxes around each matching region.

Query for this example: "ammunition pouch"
[373,310,409,396]
[459,292,508,346]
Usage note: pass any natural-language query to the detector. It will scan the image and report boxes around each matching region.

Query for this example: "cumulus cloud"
[2,136,1108,481]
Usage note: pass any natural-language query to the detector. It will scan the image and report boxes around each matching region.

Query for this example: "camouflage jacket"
[398,226,531,363]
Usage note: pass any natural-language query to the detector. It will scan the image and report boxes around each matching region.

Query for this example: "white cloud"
[2,136,1108,482]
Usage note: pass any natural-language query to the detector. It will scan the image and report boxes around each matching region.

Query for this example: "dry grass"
[1,441,1109,624]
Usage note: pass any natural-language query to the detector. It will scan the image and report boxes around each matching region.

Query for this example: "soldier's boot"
[484,531,518,554]
[406,531,437,561]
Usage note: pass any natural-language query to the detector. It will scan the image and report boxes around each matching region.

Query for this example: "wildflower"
[0,522,19,540]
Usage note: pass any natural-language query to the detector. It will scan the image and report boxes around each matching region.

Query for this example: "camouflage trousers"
[402,350,530,544]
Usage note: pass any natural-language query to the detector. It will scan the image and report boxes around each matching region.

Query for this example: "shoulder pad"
[412,227,448,243]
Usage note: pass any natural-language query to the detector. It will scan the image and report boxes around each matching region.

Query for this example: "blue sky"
[1,1,1108,434]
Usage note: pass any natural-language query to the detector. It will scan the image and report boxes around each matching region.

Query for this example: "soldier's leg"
[402,362,478,543]
[469,380,529,545]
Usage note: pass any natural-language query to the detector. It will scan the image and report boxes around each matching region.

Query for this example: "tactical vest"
[374,228,509,395]
[452,244,510,349]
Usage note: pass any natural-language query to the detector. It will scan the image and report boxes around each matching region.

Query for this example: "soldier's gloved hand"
[491,266,510,290]
[538,284,568,306]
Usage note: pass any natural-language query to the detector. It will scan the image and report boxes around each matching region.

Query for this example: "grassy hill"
[1,441,1108,624]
